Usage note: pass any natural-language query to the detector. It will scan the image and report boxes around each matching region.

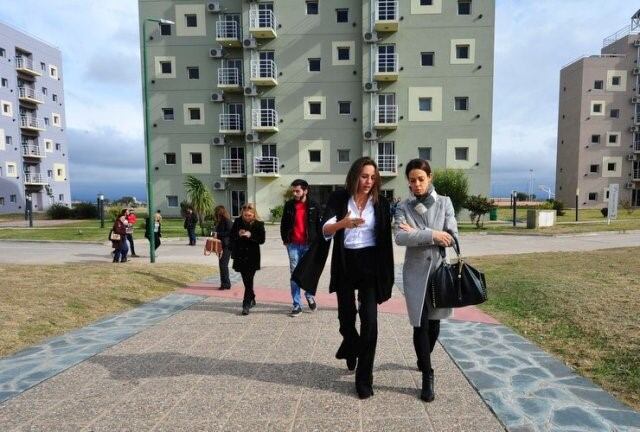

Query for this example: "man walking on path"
[184,208,198,246]
[126,209,138,257]
[280,179,321,316]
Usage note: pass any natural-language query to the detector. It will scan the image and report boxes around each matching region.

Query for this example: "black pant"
[187,228,196,245]
[241,270,256,304]
[126,233,135,255]
[219,247,231,289]
[337,247,378,391]
[413,295,441,375]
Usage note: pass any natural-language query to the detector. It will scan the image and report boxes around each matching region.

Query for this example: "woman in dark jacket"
[111,209,129,263]
[230,203,266,315]
[293,157,394,399]
[213,205,233,290]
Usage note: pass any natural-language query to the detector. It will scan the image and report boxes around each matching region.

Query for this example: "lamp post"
[575,187,579,222]
[142,17,174,263]
[512,190,517,227]
[97,193,104,228]
[25,194,33,228]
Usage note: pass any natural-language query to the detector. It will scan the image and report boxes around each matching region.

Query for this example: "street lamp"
[97,193,105,228]
[25,194,33,228]
[142,17,174,263]
[575,187,580,222]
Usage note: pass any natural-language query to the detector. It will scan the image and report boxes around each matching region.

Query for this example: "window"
[306,1,319,15]
[458,0,472,15]
[58,194,64,201]
[56,168,63,177]
[455,147,469,161]
[162,108,175,120]
[49,66,58,79]
[418,147,432,161]
[7,164,16,176]
[2,102,10,114]
[308,58,321,72]
[338,101,351,115]
[167,196,179,207]
[421,52,434,66]
[607,162,616,171]
[608,134,618,144]
[40,62,45,71]
[0,48,5,57]
[191,152,202,164]
[419,97,432,112]
[42,87,47,95]
[1,78,7,87]
[338,149,350,163]
[189,108,201,120]
[594,80,604,89]
[0,197,4,206]
[309,150,321,162]
[47,170,52,178]
[309,102,322,115]
[5,136,11,145]
[590,164,599,173]
[44,117,50,126]
[55,143,61,151]
[52,94,58,102]
[612,76,621,86]
[160,61,172,74]
[591,134,600,144]
[336,8,349,23]
[337,47,351,61]
[456,45,470,59]
[455,97,469,111]
[45,140,52,151]
[165,153,176,165]
[160,23,171,36]
[592,103,602,113]
[53,114,61,126]
[420,0,433,4]
[610,109,619,118]
[588,192,597,201]
[185,14,197,27]
[10,194,16,203]
[187,67,199,79]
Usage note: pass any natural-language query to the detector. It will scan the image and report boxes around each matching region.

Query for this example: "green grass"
[496,207,640,223]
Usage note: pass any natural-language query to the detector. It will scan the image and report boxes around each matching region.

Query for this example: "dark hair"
[345,156,380,203]
[156,210,161,213]
[405,158,432,178]
[214,205,230,222]
[290,179,309,190]
[119,209,128,217]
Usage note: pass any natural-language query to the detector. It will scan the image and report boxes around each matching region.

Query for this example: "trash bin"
[489,208,498,221]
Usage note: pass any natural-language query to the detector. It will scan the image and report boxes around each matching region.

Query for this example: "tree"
[183,175,215,235]
[432,169,469,216]
[516,192,529,201]
[464,195,495,228]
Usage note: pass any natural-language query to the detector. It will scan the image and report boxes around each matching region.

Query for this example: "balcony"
[375,0,399,32]
[254,156,280,177]
[250,60,278,86]
[215,20,241,47]
[251,109,279,132]
[634,138,640,153]
[221,159,246,178]
[377,154,397,176]
[219,113,244,134]
[18,87,43,104]
[21,143,44,159]
[374,105,398,129]
[374,53,399,81]
[249,9,277,39]
[24,173,47,185]
[15,57,42,76]
[20,115,45,131]
[217,68,242,91]
[635,112,640,125]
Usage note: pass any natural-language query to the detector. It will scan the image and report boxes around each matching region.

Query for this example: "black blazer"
[230,218,266,273]
[215,217,233,248]
[280,197,322,244]
[292,189,394,304]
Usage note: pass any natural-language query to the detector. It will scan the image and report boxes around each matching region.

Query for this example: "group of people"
[110,209,162,262]
[213,156,458,403]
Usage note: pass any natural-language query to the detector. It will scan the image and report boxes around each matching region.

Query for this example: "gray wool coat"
[394,191,459,327]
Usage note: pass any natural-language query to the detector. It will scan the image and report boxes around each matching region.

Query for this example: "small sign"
[608,184,619,220]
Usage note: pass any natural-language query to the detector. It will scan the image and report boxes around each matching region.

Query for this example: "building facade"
[139,0,495,217]
[0,22,70,214]
[557,12,640,209]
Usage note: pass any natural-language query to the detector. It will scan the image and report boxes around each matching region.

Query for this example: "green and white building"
[138,0,495,217]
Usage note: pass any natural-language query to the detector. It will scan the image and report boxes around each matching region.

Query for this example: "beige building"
[557,11,640,208]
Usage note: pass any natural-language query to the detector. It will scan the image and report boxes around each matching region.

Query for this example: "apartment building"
[557,11,640,208]
[0,22,70,214]
[139,0,495,217]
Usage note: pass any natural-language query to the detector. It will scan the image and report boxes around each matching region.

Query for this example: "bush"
[545,199,565,216]
[620,199,634,215]
[179,200,191,218]
[72,202,98,219]
[464,195,495,228]
[601,207,608,218]
[106,206,122,222]
[46,203,73,219]
[270,204,284,222]
[432,169,469,216]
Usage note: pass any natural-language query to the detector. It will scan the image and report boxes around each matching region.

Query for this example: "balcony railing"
[249,9,277,37]
[377,154,397,174]
[24,173,45,184]
[375,105,398,128]
[18,87,43,103]
[216,20,240,41]
[251,109,279,130]
[250,60,277,85]
[219,113,243,133]
[15,57,41,75]
[221,158,246,177]
[634,138,640,153]
[218,68,241,88]
[20,115,44,130]
[376,1,398,22]
[254,156,279,176]
[21,144,42,158]
[376,53,398,74]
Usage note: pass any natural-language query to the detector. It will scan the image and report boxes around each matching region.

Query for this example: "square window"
[160,23,171,35]
[612,76,621,86]
[190,152,202,164]
[590,164,599,173]
[10,194,17,203]
[338,101,351,115]
[455,147,469,161]
[162,108,175,120]
[418,147,432,161]
[308,58,321,72]
[1,78,7,87]
[306,1,319,15]
[607,162,616,171]
[458,0,472,15]
[187,67,199,79]
[52,94,58,102]
[421,52,434,66]
[58,194,64,201]
[160,61,172,74]
[165,153,176,165]
[309,102,322,115]
[420,0,433,5]
[419,97,432,112]
[454,97,469,111]
[336,8,349,23]
[167,196,179,207]
[594,80,603,89]
[456,45,470,59]
[189,108,201,120]
[608,134,618,144]
[588,192,597,201]
[2,103,10,113]
[185,14,198,27]
[5,136,11,145]
[610,109,619,118]
[337,47,350,61]
[45,141,52,150]
[0,48,5,57]
[338,149,350,163]
[309,150,321,162]
[592,103,602,113]
[7,165,16,176]
[591,134,600,144]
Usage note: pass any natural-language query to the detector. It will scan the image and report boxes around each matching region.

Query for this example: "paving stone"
[292,418,361,432]
[595,408,640,428]
[363,417,435,432]
[552,406,609,430]
[465,371,506,391]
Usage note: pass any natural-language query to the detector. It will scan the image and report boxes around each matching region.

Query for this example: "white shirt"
[323,196,376,249]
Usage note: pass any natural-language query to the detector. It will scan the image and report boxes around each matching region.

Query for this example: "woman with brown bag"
[111,209,130,263]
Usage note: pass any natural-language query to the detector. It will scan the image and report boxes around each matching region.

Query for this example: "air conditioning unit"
[627,154,637,161]
[213,180,226,191]
[206,1,221,13]
[209,47,224,58]
[363,82,378,93]
[245,132,260,143]
[211,135,226,146]
[625,182,635,189]
[363,130,378,141]
[634,39,640,47]
[242,38,257,49]
[633,68,640,75]
[632,96,640,104]
[210,92,224,102]
[363,32,379,43]
[631,126,640,132]
[244,86,258,96]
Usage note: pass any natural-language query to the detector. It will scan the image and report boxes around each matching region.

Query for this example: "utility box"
[527,210,556,229]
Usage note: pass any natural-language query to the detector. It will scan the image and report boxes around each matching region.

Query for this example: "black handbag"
[430,234,487,309]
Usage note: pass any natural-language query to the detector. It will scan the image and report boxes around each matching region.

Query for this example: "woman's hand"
[399,223,415,232]
[339,210,365,229]
[433,230,454,247]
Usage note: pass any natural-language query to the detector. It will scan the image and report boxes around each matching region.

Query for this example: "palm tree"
[183,175,215,235]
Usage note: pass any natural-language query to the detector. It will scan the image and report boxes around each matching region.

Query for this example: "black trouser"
[413,295,441,375]
[241,270,256,304]
[338,247,378,390]
[126,233,135,255]
[219,247,231,289]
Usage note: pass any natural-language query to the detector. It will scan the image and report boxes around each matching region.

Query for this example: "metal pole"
[142,20,156,263]
[575,195,579,222]
[26,195,33,228]
[99,195,104,229]
[512,191,517,227]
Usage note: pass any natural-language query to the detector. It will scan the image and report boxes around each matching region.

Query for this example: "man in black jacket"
[280,179,322,316]
[184,208,198,246]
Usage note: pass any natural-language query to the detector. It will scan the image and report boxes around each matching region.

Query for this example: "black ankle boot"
[346,355,357,371]
[420,371,434,402]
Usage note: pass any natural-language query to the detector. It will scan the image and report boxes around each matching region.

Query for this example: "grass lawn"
[473,247,640,410]
[0,262,214,357]
[496,207,640,223]
[458,218,640,235]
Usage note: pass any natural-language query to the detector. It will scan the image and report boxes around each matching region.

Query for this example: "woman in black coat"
[230,203,266,315]
[293,157,394,399]
[213,205,234,290]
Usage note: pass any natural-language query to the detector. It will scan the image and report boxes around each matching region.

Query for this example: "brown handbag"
[204,237,222,257]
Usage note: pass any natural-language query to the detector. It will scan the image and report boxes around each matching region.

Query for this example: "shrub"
[270,205,284,222]
[106,206,122,222]
[601,207,608,218]
[46,203,73,219]
[432,169,469,216]
[464,195,495,228]
[620,199,634,215]
[545,199,565,216]
[72,202,98,219]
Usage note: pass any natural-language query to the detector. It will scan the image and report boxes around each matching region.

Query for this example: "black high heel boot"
[355,373,374,399]
[420,370,435,402]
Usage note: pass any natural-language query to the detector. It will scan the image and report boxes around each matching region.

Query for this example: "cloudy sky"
[0,0,636,200]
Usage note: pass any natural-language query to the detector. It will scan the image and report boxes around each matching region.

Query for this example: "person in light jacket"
[394,158,457,402]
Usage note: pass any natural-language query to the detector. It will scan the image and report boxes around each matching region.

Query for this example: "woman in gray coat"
[394,158,458,402]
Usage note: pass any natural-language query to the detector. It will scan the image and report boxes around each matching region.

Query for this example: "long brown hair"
[345,156,380,203]
[214,205,230,223]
